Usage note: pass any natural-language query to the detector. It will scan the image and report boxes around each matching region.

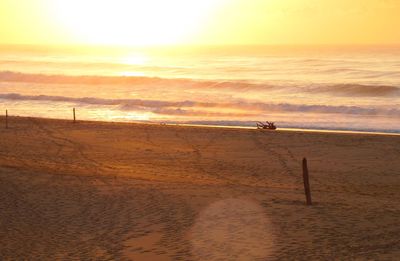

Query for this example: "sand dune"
[0,116,399,260]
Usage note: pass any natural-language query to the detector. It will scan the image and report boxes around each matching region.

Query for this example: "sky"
[0,0,399,46]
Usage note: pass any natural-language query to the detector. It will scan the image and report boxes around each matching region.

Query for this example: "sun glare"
[121,54,148,65]
[51,0,224,46]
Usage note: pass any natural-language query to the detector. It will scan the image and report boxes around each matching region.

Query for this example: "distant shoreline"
[175,123,400,137]
[2,115,399,137]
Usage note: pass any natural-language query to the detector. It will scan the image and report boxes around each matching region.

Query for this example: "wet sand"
[0,116,399,260]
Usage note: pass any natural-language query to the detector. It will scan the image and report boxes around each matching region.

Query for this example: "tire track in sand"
[251,131,297,179]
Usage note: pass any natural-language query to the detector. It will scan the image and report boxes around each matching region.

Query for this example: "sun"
[51,0,224,46]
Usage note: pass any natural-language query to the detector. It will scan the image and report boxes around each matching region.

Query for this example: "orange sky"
[1,0,399,46]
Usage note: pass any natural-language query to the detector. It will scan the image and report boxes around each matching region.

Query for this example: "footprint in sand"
[189,198,275,261]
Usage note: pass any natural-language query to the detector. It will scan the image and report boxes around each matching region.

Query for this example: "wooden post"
[5,109,8,129]
[73,108,76,123]
[302,158,312,205]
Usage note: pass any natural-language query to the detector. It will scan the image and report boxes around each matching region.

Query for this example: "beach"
[0,116,399,260]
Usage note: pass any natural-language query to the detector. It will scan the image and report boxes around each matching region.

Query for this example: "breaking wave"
[308,84,400,96]
[1,71,399,97]
[1,93,399,117]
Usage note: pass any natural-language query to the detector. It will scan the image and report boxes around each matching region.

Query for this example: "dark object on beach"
[73,108,76,123]
[5,109,8,129]
[302,158,312,205]
[256,121,277,130]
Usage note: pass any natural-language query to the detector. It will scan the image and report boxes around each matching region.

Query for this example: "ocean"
[0,45,399,133]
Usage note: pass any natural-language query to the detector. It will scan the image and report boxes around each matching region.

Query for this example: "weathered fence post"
[302,158,312,205]
[5,110,8,129]
[73,108,76,123]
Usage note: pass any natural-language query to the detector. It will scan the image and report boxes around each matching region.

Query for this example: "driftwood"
[256,121,276,130]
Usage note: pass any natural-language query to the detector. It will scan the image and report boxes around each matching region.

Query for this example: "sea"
[1,45,399,133]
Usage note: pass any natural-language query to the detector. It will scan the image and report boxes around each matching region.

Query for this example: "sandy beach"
[0,116,399,260]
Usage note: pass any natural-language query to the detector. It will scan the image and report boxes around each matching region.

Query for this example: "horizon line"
[1,43,400,48]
